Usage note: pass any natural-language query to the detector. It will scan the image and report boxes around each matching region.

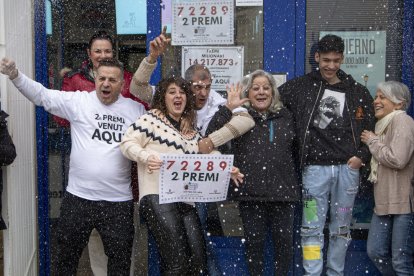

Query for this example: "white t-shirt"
[13,73,146,201]
[196,89,227,136]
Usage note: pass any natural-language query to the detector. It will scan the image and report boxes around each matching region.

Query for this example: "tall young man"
[278,34,375,276]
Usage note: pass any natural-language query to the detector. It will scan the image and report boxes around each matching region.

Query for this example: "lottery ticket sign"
[159,154,234,203]
[182,46,244,91]
[172,0,234,45]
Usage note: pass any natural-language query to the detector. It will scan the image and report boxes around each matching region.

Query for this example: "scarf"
[368,110,405,183]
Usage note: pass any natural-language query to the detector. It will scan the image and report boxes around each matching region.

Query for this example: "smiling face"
[248,76,273,113]
[95,66,124,105]
[373,90,402,119]
[315,51,343,85]
[87,39,113,70]
[165,83,187,121]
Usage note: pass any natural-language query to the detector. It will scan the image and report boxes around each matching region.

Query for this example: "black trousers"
[55,192,134,276]
[239,201,296,276]
[140,195,207,276]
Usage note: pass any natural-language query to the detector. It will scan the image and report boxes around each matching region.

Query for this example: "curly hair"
[152,77,197,130]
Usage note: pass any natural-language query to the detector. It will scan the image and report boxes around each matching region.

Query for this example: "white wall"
[0,0,38,275]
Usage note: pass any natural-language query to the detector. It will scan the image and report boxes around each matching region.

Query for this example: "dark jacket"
[0,110,17,230]
[278,69,375,168]
[54,60,149,127]
[206,106,300,202]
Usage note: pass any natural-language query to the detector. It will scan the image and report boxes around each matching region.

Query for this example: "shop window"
[306,0,403,96]
[161,2,263,93]
[306,0,404,234]
[159,1,265,239]
[45,0,148,273]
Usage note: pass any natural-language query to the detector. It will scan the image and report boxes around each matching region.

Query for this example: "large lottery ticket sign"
[182,46,244,91]
[159,154,234,203]
[172,0,234,45]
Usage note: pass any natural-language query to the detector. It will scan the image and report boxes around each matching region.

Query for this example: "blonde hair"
[241,70,283,112]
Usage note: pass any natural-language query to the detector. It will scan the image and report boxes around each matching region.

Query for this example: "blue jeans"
[301,164,359,276]
[367,213,414,276]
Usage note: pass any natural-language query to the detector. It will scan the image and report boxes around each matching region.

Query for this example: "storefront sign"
[172,0,234,45]
[320,31,387,97]
[159,154,234,203]
[182,46,244,91]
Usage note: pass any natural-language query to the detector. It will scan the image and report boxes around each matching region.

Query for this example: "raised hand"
[148,26,172,63]
[225,83,250,111]
[0,58,18,80]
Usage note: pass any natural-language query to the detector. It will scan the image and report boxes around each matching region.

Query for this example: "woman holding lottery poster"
[120,76,243,275]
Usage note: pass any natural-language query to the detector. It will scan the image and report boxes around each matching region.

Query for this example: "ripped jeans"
[301,164,359,276]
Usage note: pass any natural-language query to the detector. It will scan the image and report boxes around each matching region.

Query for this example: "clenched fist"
[0,58,18,80]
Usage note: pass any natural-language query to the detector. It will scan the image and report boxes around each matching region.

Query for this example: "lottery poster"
[172,0,234,45]
[182,46,244,91]
[159,154,234,203]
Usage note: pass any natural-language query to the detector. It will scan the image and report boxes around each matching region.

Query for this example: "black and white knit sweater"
[120,109,201,201]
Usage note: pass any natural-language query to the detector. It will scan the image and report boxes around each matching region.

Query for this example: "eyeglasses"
[191,82,212,92]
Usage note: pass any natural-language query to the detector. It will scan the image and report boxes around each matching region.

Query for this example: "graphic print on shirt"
[91,113,126,144]
[313,89,345,129]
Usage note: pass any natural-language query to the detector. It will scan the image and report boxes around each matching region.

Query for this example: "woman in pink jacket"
[361,81,414,275]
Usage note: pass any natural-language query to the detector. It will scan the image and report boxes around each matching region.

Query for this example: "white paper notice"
[182,46,244,91]
[159,154,234,203]
[172,0,234,45]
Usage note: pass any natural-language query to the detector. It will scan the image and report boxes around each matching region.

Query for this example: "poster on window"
[320,31,386,97]
[236,0,263,6]
[172,0,234,45]
[159,154,234,204]
[273,73,287,87]
[182,46,244,91]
